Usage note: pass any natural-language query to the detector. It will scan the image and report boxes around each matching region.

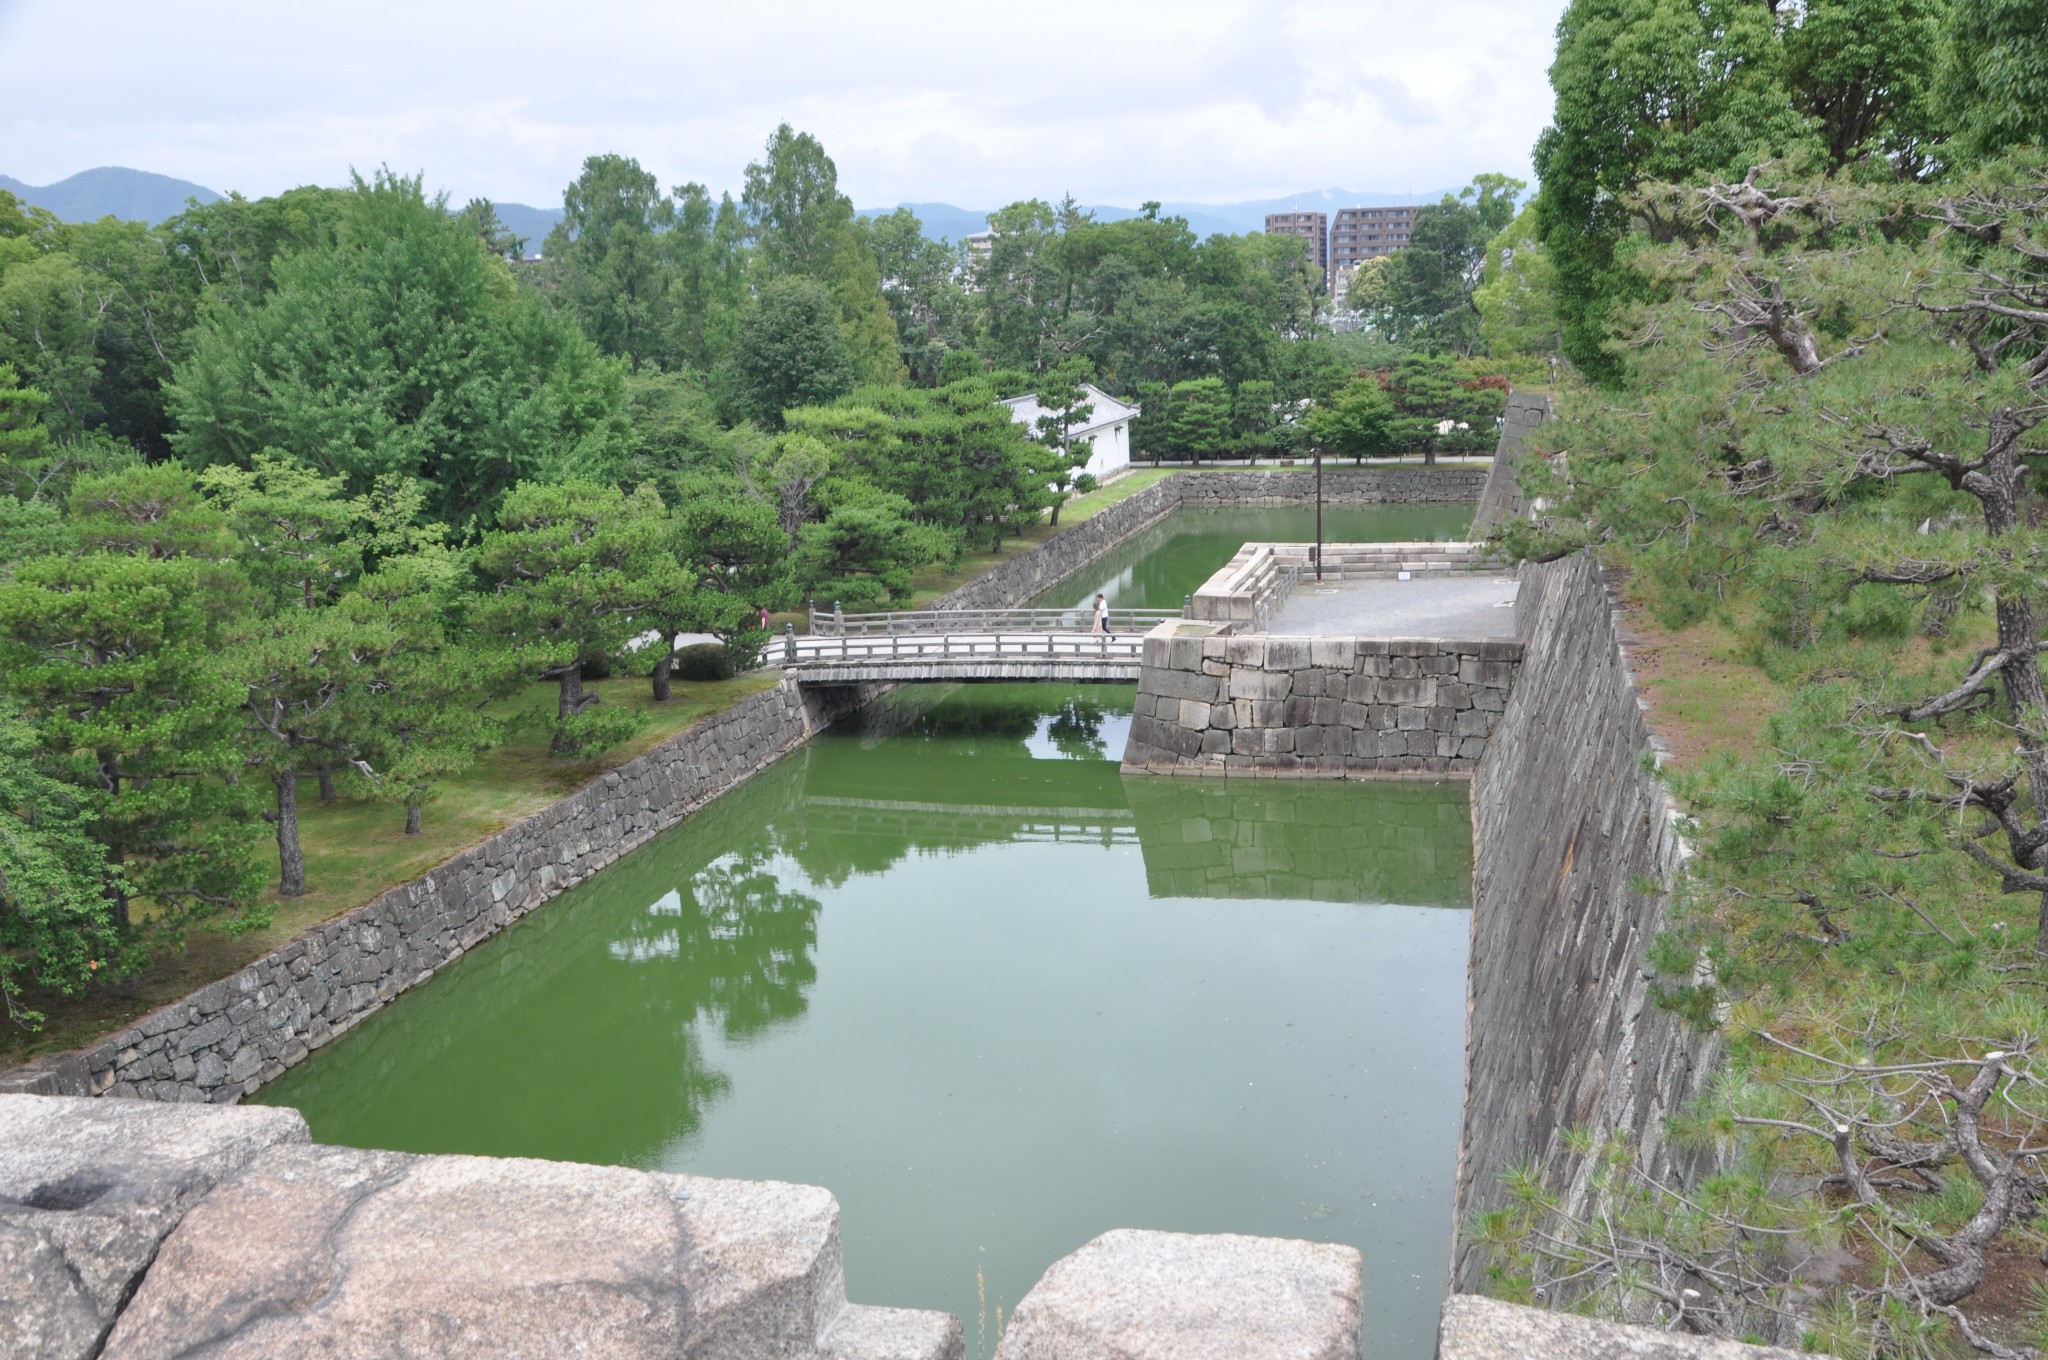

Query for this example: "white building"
[999,383,1142,482]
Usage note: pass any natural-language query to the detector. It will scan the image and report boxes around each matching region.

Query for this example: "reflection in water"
[259,684,1471,1359]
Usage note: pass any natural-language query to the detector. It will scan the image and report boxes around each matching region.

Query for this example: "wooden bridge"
[776,606,1180,684]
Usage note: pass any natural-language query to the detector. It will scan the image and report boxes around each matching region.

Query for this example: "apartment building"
[1330,204,1420,274]
[1262,210,1328,274]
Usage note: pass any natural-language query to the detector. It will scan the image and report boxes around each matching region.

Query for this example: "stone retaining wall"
[0,679,884,1104]
[1122,626,1521,777]
[1173,465,1488,505]
[1454,552,1717,1288]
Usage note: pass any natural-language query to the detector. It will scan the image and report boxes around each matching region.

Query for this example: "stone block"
[1227,669,1290,702]
[1381,676,1435,707]
[1437,1295,1809,1360]
[1308,638,1353,668]
[1264,638,1310,671]
[1165,633,1208,672]
[998,1229,1361,1360]
[823,1304,965,1360]
[1224,637,1266,667]
[1177,698,1213,729]
[0,1094,308,1360]
[1208,703,1236,731]
[1145,667,1222,704]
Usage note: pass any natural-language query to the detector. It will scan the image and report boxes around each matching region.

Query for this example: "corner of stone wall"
[1469,390,1552,537]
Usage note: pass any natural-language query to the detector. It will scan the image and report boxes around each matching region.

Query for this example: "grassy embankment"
[2,467,1179,1066]
[1,673,778,1066]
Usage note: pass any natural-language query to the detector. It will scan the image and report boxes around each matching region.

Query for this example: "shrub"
[671,642,735,682]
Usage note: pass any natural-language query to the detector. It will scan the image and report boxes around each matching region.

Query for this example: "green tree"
[231,608,375,896]
[724,278,857,426]
[739,431,836,544]
[168,171,629,526]
[667,182,749,375]
[1166,376,1232,464]
[0,702,125,1029]
[791,487,948,611]
[1384,354,1506,463]
[339,554,525,835]
[1376,175,1524,355]
[742,125,905,385]
[0,252,107,437]
[1232,379,1279,459]
[0,466,263,937]
[641,485,780,701]
[471,479,665,754]
[1472,205,1562,363]
[1936,0,2048,167]
[1031,360,1098,526]
[1305,379,1399,465]
[1532,0,1815,379]
[546,155,677,367]
[455,198,526,260]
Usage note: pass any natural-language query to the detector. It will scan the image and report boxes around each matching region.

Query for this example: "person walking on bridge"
[1093,593,1113,638]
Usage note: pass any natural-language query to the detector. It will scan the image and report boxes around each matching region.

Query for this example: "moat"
[257,502,1478,1359]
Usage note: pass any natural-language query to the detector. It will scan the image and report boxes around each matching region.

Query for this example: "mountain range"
[0,167,222,224]
[2,167,1455,247]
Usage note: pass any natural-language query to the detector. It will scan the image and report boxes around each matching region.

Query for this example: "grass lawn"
[1,671,778,1067]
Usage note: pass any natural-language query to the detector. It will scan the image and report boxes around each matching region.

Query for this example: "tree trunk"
[274,771,306,897]
[1049,497,1064,528]
[557,661,590,720]
[1423,445,1437,466]
[317,766,337,802]
[1971,414,2048,953]
[405,802,423,836]
[651,648,675,703]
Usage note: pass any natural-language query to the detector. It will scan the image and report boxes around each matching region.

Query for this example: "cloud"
[0,0,1566,209]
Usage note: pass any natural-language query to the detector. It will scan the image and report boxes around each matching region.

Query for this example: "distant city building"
[999,384,1141,483]
[1263,210,1329,275]
[1329,204,1421,274]
[960,229,996,292]
[1264,204,1423,293]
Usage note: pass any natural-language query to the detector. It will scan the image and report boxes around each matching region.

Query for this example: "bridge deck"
[777,630,1143,684]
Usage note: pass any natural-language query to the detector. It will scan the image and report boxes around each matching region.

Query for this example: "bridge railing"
[782,630,1146,665]
[807,605,1180,637]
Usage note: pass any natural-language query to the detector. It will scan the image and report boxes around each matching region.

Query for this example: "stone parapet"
[1,1094,962,1360]
[1121,623,1521,777]
[0,679,884,1106]
[1171,465,1489,505]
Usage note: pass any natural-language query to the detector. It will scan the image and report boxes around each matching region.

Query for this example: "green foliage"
[1166,376,1231,463]
[1472,205,1561,363]
[1532,0,1821,379]
[471,479,669,755]
[1936,0,2048,168]
[1305,379,1398,465]
[167,170,629,526]
[670,641,735,682]
[724,277,857,427]
[0,702,125,1029]
[791,486,950,610]
[1372,174,1524,355]
[545,155,679,368]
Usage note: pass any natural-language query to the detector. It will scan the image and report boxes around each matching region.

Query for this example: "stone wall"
[1122,625,1521,777]
[0,679,885,1105]
[1454,552,1716,1289]
[1173,465,1489,506]
[1469,390,1551,537]
[930,478,1184,611]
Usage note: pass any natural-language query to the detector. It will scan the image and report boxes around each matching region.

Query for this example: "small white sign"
[1397,571,1412,581]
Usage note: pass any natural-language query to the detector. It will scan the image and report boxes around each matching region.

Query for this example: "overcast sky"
[0,0,1565,210]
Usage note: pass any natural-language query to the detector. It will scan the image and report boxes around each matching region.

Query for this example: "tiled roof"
[999,383,1142,440]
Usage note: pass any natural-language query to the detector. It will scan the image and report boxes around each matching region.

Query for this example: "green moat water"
[1033,501,1474,611]
[259,505,1479,1359]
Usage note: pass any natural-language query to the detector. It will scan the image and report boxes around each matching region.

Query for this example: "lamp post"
[1314,443,1324,583]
